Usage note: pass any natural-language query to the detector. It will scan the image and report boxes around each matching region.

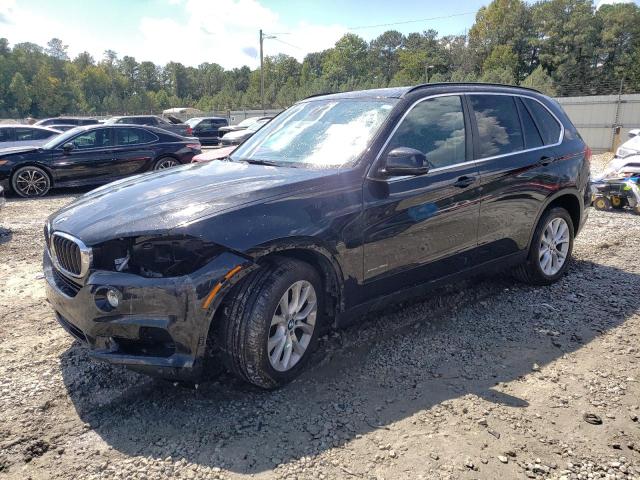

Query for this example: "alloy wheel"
[155,158,178,170]
[538,217,570,276]
[268,280,317,372]
[15,168,49,197]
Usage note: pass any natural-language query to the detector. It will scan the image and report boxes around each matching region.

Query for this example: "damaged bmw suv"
[45,84,590,389]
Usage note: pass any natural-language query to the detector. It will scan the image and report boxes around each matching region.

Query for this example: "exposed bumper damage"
[44,248,254,380]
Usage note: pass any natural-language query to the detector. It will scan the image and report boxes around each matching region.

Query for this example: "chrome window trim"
[50,231,93,279]
[371,91,565,183]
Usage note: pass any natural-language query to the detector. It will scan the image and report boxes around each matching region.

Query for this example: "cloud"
[596,0,630,8]
[137,0,346,67]
[0,0,346,68]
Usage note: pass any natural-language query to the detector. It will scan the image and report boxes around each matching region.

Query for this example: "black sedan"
[0,125,201,197]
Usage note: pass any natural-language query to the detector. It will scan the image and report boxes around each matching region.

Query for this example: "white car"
[616,128,640,159]
[0,125,62,149]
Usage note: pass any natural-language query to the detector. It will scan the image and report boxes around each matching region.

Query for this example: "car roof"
[0,124,61,132]
[301,83,543,102]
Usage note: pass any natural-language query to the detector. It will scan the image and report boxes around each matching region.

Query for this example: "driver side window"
[388,96,466,169]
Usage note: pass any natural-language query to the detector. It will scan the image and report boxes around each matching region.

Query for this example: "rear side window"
[516,98,543,149]
[15,128,52,140]
[213,119,228,126]
[388,95,466,169]
[0,128,12,141]
[115,128,156,145]
[469,95,523,158]
[71,129,113,149]
[522,98,561,145]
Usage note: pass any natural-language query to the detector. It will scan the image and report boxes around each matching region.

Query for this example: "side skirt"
[335,250,527,328]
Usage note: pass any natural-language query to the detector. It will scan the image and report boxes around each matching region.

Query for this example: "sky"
[0,0,636,69]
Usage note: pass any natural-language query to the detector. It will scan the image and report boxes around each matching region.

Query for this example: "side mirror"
[62,142,75,153]
[384,147,429,176]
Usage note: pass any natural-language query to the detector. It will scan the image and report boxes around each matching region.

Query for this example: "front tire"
[11,165,51,197]
[514,207,574,286]
[215,258,323,389]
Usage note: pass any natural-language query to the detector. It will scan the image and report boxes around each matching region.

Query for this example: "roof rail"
[405,82,542,96]
[302,91,338,100]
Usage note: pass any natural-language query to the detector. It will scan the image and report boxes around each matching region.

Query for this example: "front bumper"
[44,248,251,380]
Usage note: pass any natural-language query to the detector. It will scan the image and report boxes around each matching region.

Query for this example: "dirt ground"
[0,154,639,480]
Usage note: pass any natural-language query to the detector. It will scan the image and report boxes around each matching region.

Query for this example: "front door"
[360,94,481,303]
[50,128,115,185]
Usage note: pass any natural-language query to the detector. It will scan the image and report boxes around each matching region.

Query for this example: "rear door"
[51,128,116,185]
[110,127,158,177]
[194,119,217,142]
[471,93,563,261]
[361,94,481,302]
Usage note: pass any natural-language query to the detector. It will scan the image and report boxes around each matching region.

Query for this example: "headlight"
[616,147,637,159]
[92,235,223,278]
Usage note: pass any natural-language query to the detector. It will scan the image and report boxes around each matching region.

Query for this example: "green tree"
[9,72,31,115]
[521,65,556,95]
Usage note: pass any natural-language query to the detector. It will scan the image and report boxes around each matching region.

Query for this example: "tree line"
[1,0,639,118]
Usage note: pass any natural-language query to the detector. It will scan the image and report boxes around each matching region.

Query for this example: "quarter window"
[516,98,543,149]
[15,128,52,140]
[470,95,523,158]
[387,95,466,169]
[71,129,112,149]
[523,98,561,145]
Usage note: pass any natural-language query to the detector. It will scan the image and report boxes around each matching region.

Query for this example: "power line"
[347,11,476,31]
[271,37,303,51]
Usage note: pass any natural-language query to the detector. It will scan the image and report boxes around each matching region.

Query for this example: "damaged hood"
[49,160,336,245]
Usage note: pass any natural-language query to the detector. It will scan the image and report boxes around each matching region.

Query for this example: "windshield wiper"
[238,158,280,167]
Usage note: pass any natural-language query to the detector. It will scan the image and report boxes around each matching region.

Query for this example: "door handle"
[538,156,553,166]
[453,175,476,188]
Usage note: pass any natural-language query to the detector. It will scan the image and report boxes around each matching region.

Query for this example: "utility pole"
[260,29,264,112]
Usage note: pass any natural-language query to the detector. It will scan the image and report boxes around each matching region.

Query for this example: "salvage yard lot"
[0,156,639,479]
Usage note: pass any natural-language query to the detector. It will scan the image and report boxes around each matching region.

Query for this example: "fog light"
[106,289,120,308]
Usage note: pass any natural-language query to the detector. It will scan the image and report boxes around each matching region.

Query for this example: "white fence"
[556,94,640,153]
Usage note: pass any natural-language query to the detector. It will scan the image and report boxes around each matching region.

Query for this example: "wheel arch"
[10,162,55,190]
[253,244,345,325]
[527,189,582,249]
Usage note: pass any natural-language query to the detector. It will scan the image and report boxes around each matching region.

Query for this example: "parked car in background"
[0,125,62,148]
[105,115,193,137]
[191,145,236,163]
[218,116,272,137]
[615,128,640,159]
[0,124,200,197]
[220,118,270,146]
[47,124,78,132]
[186,117,229,145]
[35,117,99,127]
[43,84,590,389]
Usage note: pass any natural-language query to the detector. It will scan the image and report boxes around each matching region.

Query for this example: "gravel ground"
[1,154,639,480]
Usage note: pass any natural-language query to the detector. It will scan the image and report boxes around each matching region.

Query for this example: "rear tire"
[610,196,624,209]
[514,207,574,286]
[215,258,323,389]
[153,157,179,170]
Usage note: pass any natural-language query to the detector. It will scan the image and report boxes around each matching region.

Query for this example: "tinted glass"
[213,119,228,126]
[0,128,11,142]
[15,128,41,140]
[470,95,524,157]
[115,128,154,145]
[523,98,561,145]
[71,129,112,149]
[516,98,543,149]
[387,95,466,169]
[199,120,212,128]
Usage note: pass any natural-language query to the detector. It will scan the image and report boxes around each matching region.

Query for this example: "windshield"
[230,99,396,168]
[42,127,82,149]
[237,117,259,127]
